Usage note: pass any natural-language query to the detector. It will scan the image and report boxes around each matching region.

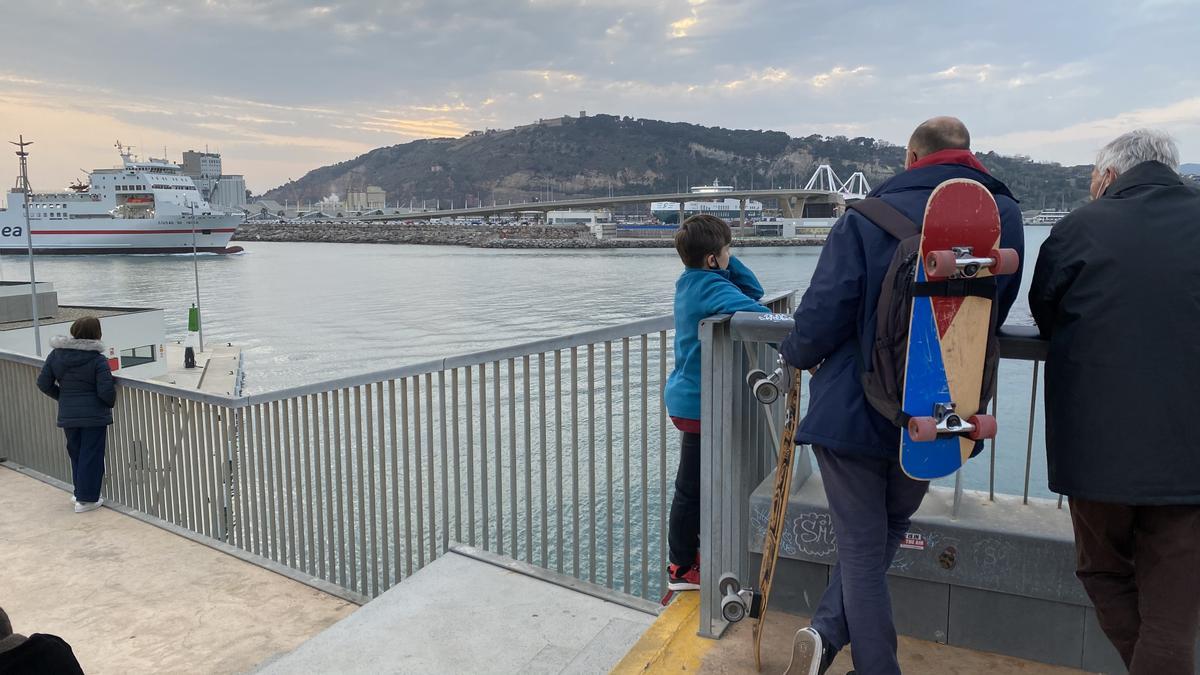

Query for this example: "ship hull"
[0,215,242,255]
[0,245,243,255]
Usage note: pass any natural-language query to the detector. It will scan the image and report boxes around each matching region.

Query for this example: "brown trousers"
[1070,498,1200,674]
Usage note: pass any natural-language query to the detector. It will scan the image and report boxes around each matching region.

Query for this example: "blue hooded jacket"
[780,162,1024,457]
[36,335,117,428]
[665,257,769,421]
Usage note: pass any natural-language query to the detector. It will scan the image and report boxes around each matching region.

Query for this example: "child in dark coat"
[36,316,116,512]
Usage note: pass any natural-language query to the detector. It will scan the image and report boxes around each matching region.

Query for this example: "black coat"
[1029,161,1200,504]
[36,336,116,428]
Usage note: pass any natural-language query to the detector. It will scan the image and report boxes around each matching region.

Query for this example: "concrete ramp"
[254,545,658,674]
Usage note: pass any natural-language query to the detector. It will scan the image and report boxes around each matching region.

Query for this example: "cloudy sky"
[0,0,1197,194]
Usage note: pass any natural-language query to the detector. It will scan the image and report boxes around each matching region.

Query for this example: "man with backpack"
[778,116,1025,675]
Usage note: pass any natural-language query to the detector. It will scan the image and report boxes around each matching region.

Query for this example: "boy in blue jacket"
[663,214,769,590]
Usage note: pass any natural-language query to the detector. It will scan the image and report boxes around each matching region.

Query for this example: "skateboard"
[717,355,803,671]
[900,179,1018,480]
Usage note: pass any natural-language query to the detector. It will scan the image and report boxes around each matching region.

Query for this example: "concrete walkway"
[0,465,354,674]
[615,593,1093,674]
[256,546,657,674]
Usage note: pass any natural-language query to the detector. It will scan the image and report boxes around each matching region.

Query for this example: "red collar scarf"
[907,149,990,174]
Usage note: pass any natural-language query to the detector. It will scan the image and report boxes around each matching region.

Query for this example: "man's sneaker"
[667,563,700,591]
[785,627,824,675]
[74,497,104,513]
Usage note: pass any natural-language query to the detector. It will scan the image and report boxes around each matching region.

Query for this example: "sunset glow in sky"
[1,0,1197,194]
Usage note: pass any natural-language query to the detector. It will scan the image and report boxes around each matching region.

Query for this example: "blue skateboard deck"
[899,179,1006,480]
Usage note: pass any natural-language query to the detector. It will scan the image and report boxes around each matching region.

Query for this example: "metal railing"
[0,293,793,605]
[696,311,1052,637]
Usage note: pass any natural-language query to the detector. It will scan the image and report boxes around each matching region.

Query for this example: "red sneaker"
[667,563,700,591]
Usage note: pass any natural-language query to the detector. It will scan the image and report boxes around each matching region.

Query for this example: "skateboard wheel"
[718,573,741,596]
[990,248,1020,275]
[925,250,958,278]
[752,378,779,405]
[722,595,747,623]
[967,414,997,440]
[908,416,938,442]
[746,369,767,388]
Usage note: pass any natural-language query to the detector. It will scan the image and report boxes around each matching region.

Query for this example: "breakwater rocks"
[233,222,825,249]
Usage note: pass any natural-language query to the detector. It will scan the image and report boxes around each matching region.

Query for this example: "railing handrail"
[0,291,795,409]
[726,311,1049,362]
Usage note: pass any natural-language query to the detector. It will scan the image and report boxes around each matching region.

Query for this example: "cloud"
[809,66,871,89]
[977,96,1200,162]
[355,115,472,138]
[934,64,994,83]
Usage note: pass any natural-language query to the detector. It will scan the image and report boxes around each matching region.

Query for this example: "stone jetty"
[233,222,825,249]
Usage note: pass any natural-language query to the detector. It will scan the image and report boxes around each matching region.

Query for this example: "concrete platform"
[616,593,1091,674]
[255,545,658,674]
[159,342,243,395]
[0,465,354,674]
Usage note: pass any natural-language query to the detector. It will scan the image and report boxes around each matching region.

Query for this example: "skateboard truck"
[719,573,762,623]
[907,402,997,442]
[926,246,1020,280]
[746,355,791,405]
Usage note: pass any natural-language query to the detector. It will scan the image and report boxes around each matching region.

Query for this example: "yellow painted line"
[610,592,718,673]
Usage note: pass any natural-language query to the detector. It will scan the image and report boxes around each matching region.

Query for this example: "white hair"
[1094,128,1180,175]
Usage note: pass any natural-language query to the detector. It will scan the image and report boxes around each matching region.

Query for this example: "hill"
[263,114,1095,210]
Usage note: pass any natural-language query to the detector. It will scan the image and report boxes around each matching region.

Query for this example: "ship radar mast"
[115,140,136,166]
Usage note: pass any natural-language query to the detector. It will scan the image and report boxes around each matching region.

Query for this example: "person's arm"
[725,256,764,301]
[95,357,117,408]
[1029,220,1084,338]
[704,274,771,315]
[993,202,1026,326]
[37,359,60,400]
[780,214,866,370]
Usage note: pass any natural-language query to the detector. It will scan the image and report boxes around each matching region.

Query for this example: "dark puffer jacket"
[36,336,117,428]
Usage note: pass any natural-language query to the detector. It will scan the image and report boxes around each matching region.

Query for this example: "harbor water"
[0,231,1055,596]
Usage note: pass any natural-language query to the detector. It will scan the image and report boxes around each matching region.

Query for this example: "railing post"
[699,316,746,638]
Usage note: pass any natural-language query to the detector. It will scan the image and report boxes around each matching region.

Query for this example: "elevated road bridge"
[357,187,844,222]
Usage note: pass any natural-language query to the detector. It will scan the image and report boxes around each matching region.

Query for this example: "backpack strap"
[846,198,920,240]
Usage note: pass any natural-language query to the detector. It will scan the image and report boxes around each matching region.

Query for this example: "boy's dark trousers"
[64,427,107,503]
[668,431,701,566]
[1069,497,1200,675]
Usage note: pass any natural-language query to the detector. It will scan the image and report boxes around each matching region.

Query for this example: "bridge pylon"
[840,171,871,200]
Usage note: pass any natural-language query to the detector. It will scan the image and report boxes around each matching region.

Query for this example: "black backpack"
[847,198,1000,429]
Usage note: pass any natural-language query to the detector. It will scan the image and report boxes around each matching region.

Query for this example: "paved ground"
[257,547,657,674]
[614,593,1093,675]
[0,466,354,675]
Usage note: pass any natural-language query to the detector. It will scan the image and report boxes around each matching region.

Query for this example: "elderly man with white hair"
[1030,128,1200,674]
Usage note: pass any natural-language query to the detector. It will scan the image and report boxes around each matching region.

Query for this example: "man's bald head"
[907,117,971,165]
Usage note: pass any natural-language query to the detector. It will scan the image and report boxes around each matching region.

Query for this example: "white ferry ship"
[1023,209,1070,225]
[651,181,763,224]
[0,144,243,254]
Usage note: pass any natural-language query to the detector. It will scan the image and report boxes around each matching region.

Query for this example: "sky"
[0,0,1197,194]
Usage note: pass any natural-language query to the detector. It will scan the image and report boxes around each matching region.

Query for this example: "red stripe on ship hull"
[29,228,238,235]
[0,246,244,255]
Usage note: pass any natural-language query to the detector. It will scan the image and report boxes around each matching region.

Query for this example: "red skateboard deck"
[899,179,1016,480]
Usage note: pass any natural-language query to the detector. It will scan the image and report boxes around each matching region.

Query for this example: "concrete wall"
[749,464,1200,674]
[0,288,58,322]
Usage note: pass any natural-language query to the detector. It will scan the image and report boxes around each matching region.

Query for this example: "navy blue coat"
[780,162,1025,458]
[36,336,117,428]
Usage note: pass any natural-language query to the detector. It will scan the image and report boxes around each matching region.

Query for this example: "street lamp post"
[188,200,204,352]
[11,136,41,356]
